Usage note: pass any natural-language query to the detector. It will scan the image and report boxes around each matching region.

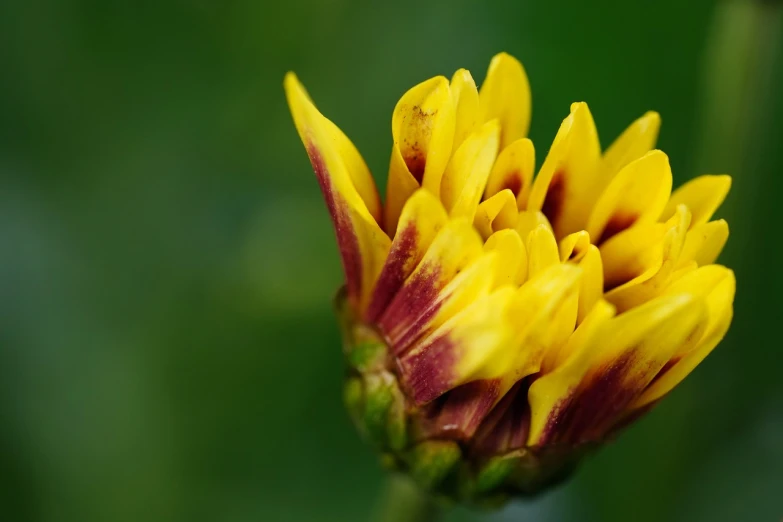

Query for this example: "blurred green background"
[1,0,781,521]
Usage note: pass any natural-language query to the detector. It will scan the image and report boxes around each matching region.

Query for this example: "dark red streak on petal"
[405,150,427,184]
[500,171,523,199]
[401,105,435,184]
[433,379,502,441]
[541,171,565,226]
[597,212,639,246]
[471,380,531,455]
[647,356,679,388]
[378,264,444,355]
[364,223,419,323]
[307,144,363,300]
[546,351,640,445]
[397,331,458,406]
[604,400,657,440]
[537,390,575,447]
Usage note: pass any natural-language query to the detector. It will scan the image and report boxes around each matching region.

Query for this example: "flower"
[284,52,735,503]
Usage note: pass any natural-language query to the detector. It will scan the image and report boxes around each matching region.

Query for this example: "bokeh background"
[1,0,781,521]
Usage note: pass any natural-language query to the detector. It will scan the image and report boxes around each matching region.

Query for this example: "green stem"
[374,475,442,522]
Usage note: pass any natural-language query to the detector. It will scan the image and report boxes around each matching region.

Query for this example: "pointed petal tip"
[452,68,474,82]
[283,70,298,88]
[642,110,661,124]
[283,71,311,105]
[713,174,733,190]
[569,101,588,113]
[489,51,522,67]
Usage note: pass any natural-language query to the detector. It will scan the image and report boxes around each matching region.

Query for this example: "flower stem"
[375,475,442,522]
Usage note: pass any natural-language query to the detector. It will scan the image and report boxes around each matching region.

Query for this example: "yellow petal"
[600,111,661,184]
[539,288,580,374]
[386,76,456,232]
[559,231,602,324]
[662,175,732,228]
[427,252,499,331]
[586,150,673,245]
[479,52,531,150]
[440,120,501,221]
[398,287,516,404]
[515,210,553,243]
[527,224,560,280]
[284,73,391,310]
[500,264,583,381]
[378,219,483,354]
[453,265,581,419]
[575,245,604,325]
[366,189,448,322]
[527,300,615,446]
[662,264,735,356]
[559,230,591,263]
[531,293,707,445]
[442,264,582,422]
[600,222,667,289]
[450,68,480,151]
[527,102,601,239]
[484,229,527,288]
[634,266,735,408]
[604,205,691,312]
[484,138,535,210]
[473,189,519,240]
[385,144,423,236]
[678,219,729,268]
[390,253,500,356]
[285,73,383,223]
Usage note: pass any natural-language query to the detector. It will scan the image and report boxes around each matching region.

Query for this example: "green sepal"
[406,440,462,490]
[343,376,365,430]
[385,378,408,451]
[474,453,520,493]
[346,340,387,373]
[363,373,395,446]
[335,286,389,372]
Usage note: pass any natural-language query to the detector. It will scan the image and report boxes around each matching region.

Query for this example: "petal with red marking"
[284,73,391,310]
[530,293,706,445]
[285,73,383,222]
[385,76,456,234]
[484,138,535,210]
[428,379,507,442]
[365,189,447,323]
[604,205,691,312]
[527,103,601,239]
[587,150,672,245]
[397,287,516,405]
[633,265,735,408]
[527,300,615,446]
[378,220,484,354]
[559,230,591,263]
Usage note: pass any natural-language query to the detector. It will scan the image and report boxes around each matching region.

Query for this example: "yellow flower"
[284,52,734,501]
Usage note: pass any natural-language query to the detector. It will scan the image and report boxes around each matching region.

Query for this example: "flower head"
[284,53,735,503]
